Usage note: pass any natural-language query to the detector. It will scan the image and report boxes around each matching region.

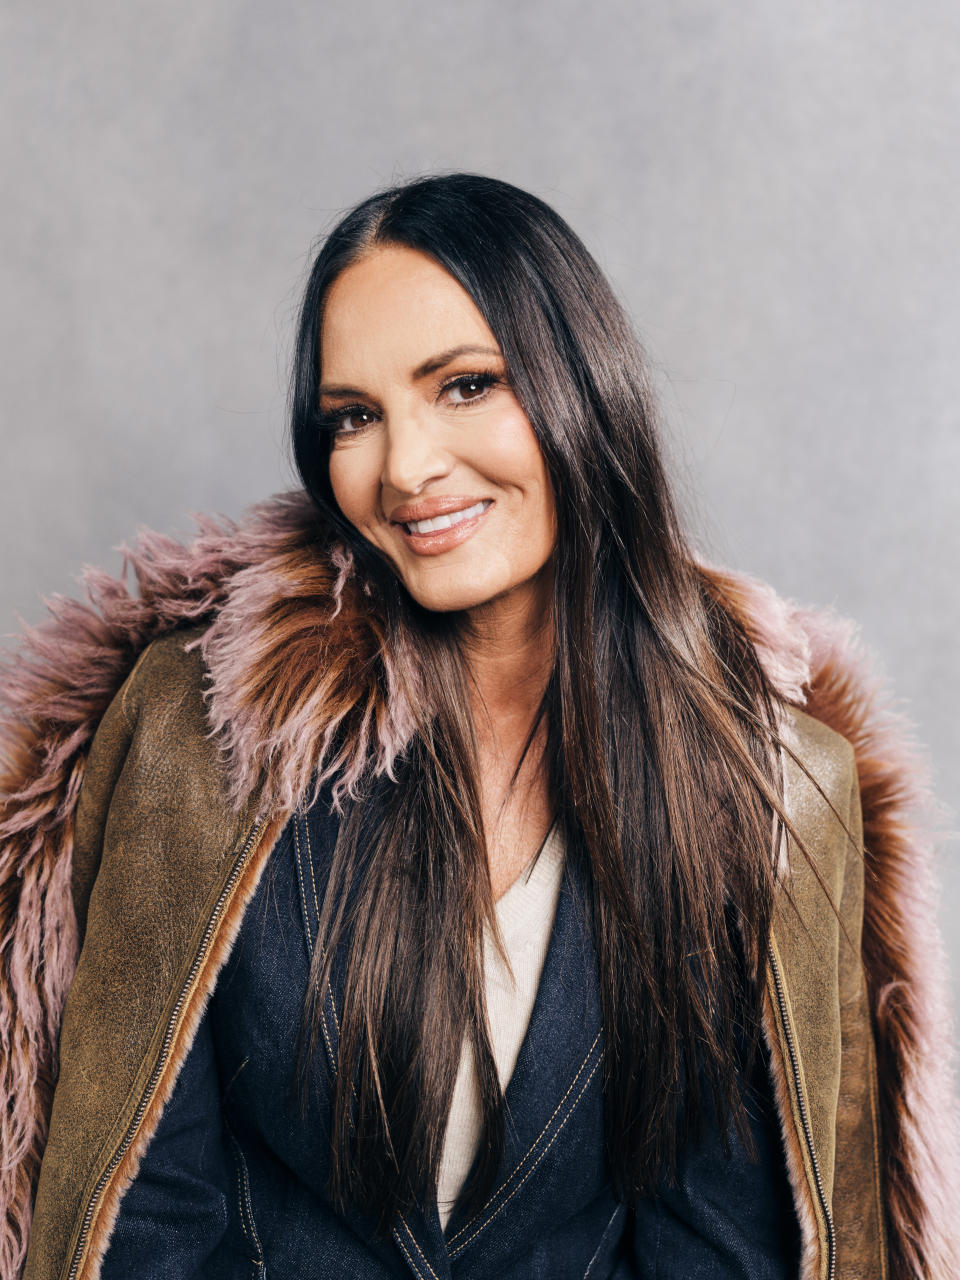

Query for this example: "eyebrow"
[317,344,504,398]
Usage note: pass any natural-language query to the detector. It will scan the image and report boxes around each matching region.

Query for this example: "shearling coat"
[0,490,957,1279]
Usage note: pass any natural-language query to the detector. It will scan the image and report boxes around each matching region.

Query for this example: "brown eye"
[318,405,379,437]
[338,409,376,434]
[444,372,499,406]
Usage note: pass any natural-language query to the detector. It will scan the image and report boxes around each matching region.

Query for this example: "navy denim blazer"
[101,789,801,1279]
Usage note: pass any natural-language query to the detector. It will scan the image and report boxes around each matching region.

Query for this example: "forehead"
[319,245,500,376]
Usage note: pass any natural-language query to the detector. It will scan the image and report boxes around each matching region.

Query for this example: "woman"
[1,173,957,1279]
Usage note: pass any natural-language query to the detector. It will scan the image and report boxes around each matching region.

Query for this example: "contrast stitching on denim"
[583,1204,624,1277]
[299,821,367,1120]
[304,818,342,1035]
[449,1052,602,1257]
[237,1147,262,1261]
[227,1125,264,1267]
[445,1030,602,1247]
[293,818,315,950]
[392,1226,426,1280]
[396,1215,440,1280]
[293,818,337,1070]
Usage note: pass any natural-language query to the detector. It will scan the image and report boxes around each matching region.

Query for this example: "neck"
[459,570,555,743]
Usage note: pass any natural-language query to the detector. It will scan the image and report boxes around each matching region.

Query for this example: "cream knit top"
[436,820,566,1229]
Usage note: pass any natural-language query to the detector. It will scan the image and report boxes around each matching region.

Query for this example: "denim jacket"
[99,797,800,1279]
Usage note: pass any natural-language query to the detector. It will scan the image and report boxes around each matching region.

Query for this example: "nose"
[379,410,453,496]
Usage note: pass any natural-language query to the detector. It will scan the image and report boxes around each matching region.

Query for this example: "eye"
[316,404,379,438]
[442,371,501,406]
[317,370,502,439]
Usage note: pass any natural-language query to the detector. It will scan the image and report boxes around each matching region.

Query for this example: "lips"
[389,496,493,524]
[401,500,490,535]
[392,498,494,556]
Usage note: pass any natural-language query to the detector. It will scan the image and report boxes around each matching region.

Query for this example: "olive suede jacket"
[1,491,958,1280]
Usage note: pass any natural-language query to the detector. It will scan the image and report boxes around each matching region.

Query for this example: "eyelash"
[316,370,502,437]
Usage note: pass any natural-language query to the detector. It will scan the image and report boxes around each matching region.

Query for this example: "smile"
[402,500,491,534]
[394,499,493,556]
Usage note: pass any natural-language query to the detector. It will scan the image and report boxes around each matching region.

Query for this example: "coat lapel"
[297,794,606,1278]
[423,855,606,1273]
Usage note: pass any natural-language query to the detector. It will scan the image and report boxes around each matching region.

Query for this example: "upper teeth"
[404,500,490,535]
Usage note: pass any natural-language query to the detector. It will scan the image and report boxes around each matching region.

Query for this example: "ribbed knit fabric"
[436,820,566,1229]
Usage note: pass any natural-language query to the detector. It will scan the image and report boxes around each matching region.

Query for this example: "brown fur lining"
[760,984,822,1279]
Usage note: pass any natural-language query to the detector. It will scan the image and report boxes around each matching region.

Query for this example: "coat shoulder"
[780,703,857,811]
[119,622,212,726]
[73,621,254,936]
[75,621,223,862]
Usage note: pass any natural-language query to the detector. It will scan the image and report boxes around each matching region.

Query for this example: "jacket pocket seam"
[224,1118,265,1276]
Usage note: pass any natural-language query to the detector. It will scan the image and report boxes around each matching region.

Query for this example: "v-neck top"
[436,820,566,1227]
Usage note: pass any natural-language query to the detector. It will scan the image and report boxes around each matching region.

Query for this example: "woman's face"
[321,245,557,617]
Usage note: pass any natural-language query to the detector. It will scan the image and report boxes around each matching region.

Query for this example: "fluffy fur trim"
[711,564,960,1279]
[0,492,956,1278]
[190,521,424,819]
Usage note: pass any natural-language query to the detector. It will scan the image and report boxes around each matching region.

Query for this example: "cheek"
[480,415,555,528]
[328,445,381,528]
[471,409,536,483]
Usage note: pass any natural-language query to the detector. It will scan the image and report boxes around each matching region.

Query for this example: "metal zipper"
[65,815,269,1280]
[767,937,836,1280]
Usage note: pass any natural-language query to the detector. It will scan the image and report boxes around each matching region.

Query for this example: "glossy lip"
[393,499,494,557]
[388,495,492,524]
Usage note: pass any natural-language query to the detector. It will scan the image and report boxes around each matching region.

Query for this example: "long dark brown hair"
[289,172,796,1234]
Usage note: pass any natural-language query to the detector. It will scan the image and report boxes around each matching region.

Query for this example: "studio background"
[2,3,958,1018]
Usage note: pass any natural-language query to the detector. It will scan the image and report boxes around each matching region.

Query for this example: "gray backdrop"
[2,3,958,1009]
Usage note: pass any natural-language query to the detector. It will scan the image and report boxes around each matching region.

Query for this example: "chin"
[400,573,504,615]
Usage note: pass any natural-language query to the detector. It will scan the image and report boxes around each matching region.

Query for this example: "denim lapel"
[437,852,606,1269]
[298,799,606,1279]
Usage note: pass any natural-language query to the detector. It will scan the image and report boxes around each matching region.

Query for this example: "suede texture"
[23,631,276,1280]
[767,708,887,1278]
[23,638,887,1280]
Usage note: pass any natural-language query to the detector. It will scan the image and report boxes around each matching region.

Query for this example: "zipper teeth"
[66,816,268,1280]
[768,938,836,1280]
